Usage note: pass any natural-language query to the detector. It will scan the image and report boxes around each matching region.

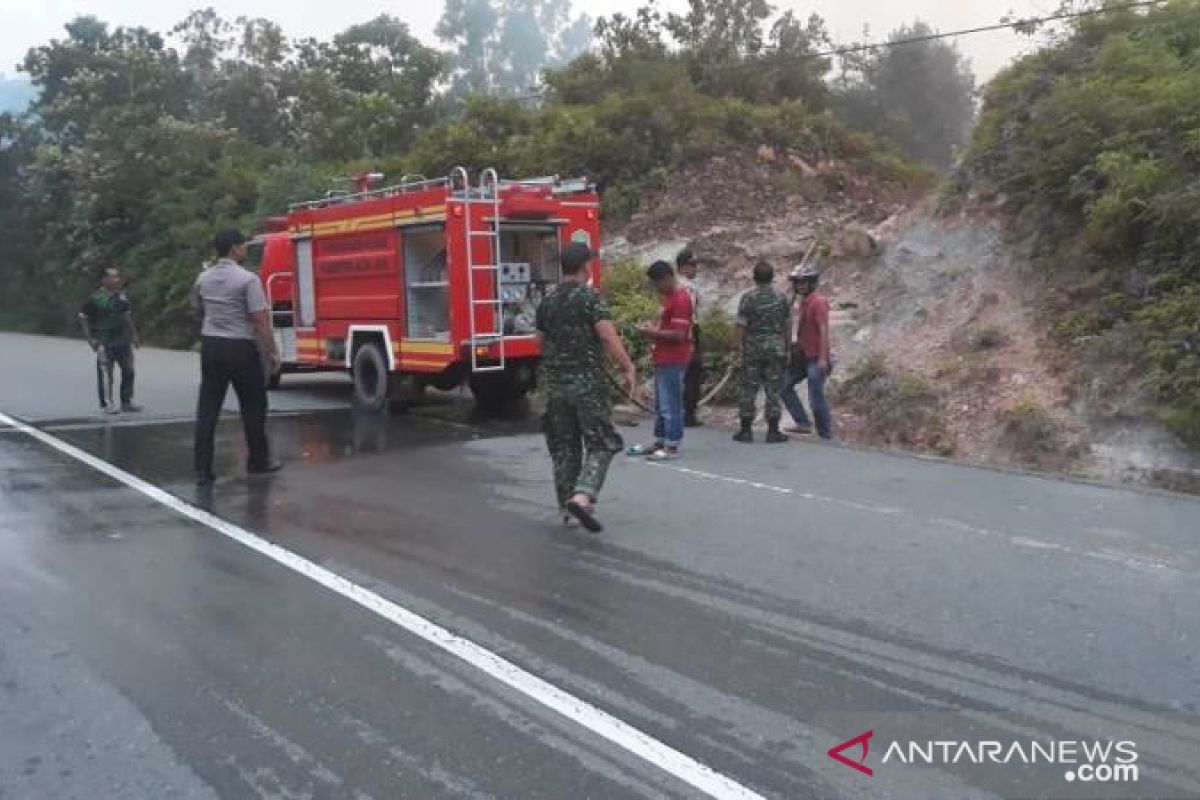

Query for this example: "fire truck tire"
[352,343,391,413]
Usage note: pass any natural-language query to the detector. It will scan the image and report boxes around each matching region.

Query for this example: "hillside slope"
[605,152,1200,491]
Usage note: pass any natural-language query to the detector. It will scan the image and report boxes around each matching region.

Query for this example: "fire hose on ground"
[604,363,737,415]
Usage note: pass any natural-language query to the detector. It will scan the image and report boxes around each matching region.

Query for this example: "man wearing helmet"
[782,263,833,439]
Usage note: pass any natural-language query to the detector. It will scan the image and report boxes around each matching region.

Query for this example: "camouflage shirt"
[736,285,790,356]
[536,282,611,395]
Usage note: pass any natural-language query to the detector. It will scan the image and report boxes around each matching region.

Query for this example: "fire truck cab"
[250,168,602,411]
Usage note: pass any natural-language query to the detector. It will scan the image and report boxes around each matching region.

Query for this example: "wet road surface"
[1,334,1199,799]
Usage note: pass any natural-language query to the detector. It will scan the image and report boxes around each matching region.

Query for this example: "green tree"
[836,21,976,169]
[288,16,442,160]
[963,0,1200,445]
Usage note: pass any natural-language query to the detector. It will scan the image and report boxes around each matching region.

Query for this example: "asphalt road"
[1,332,1198,800]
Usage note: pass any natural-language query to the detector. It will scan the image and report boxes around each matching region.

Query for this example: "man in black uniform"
[677,249,704,427]
[192,229,282,485]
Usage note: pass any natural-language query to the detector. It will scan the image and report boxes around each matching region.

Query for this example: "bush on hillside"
[998,395,1078,471]
[832,353,956,455]
[961,0,1200,448]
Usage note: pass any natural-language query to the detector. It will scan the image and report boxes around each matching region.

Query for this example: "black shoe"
[733,429,753,443]
[766,430,789,444]
[247,461,283,476]
[121,403,144,413]
[565,499,604,533]
[685,418,703,428]
[196,472,216,487]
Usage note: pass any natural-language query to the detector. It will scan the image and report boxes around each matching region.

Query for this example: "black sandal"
[565,500,604,533]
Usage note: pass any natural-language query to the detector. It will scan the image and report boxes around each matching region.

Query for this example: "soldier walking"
[733,261,790,444]
[536,243,638,533]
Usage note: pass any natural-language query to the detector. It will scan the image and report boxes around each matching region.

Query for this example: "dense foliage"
[0,1,943,347]
[961,0,1200,445]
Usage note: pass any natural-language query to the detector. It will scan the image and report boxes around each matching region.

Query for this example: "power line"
[800,0,1170,62]
[520,0,1173,95]
[502,0,1174,103]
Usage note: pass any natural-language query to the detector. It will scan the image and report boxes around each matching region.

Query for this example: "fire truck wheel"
[352,343,390,413]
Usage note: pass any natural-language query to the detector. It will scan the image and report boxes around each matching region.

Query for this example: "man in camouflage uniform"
[536,242,638,532]
[733,261,791,444]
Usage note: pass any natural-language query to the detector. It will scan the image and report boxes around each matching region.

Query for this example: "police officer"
[536,242,638,532]
[733,261,790,444]
[192,229,282,485]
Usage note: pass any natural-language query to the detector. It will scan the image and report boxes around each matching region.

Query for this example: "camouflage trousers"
[542,391,625,509]
[738,350,784,421]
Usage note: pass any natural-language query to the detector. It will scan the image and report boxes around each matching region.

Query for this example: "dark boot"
[732,419,754,443]
[766,419,788,444]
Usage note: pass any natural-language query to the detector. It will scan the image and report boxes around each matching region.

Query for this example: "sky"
[2,0,1055,84]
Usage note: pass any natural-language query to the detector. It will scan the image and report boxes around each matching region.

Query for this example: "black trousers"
[194,336,270,475]
[97,343,135,408]
[684,324,704,423]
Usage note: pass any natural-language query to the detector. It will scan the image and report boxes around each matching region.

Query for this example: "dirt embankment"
[605,151,1200,490]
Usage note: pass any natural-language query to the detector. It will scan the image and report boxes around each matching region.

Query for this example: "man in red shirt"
[638,260,694,460]
[781,263,833,439]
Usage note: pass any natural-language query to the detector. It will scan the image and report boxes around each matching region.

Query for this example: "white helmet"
[789,263,819,282]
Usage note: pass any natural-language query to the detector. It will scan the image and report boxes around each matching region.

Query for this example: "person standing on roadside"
[537,242,638,533]
[637,261,694,461]
[781,263,834,439]
[676,249,705,427]
[733,261,790,444]
[78,265,143,415]
[192,229,282,486]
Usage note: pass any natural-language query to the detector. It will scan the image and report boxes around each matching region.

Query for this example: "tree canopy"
[0,1,934,346]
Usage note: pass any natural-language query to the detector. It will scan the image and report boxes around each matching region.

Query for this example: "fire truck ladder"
[456,166,506,374]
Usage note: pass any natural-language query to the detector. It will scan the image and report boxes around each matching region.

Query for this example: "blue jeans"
[781,358,833,439]
[652,364,686,448]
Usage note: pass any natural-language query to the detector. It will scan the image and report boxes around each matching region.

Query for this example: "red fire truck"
[249,168,602,411]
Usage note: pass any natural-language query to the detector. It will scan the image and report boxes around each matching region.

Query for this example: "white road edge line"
[0,410,764,800]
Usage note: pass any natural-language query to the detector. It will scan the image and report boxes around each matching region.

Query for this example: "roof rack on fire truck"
[287,174,452,212]
[288,170,595,213]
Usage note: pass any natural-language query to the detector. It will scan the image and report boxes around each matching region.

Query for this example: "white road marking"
[646,460,1182,572]
[0,410,764,800]
[646,462,904,515]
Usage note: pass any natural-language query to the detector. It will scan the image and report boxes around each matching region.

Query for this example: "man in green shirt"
[536,243,638,533]
[78,265,142,414]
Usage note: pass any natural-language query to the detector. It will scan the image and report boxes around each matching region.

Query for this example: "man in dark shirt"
[78,265,142,414]
[536,243,637,532]
[676,249,705,427]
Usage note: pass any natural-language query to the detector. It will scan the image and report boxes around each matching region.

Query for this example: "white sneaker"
[103,404,120,415]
